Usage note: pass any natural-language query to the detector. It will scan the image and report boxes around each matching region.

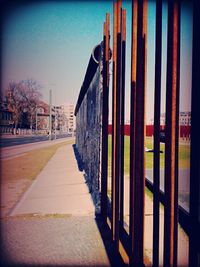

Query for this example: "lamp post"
[55,108,57,140]
[36,105,38,134]
[49,89,52,140]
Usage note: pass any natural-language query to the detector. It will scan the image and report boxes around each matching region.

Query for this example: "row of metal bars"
[101,0,199,266]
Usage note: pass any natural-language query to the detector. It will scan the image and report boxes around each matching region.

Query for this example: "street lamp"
[55,109,57,140]
[49,89,52,140]
[36,105,38,134]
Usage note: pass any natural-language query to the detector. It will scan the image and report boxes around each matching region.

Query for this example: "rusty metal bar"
[173,2,180,266]
[129,0,138,260]
[163,1,180,266]
[133,1,146,264]
[130,0,147,265]
[143,0,147,96]
[120,8,126,229]
[114,0,122,250]
[111,0,118,241]
[101,14,110,223]
[189,0,200,265]
[153,0,162,266]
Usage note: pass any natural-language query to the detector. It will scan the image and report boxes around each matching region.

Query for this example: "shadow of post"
[95,214,128,267]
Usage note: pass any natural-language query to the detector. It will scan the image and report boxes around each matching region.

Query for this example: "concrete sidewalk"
[10,143,94,216]
[1,143,119,267]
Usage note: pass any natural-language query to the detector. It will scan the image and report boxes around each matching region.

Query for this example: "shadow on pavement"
[95,214,128,267]
[72,144,84,171]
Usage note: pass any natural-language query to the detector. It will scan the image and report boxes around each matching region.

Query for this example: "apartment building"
[62,103,76,133]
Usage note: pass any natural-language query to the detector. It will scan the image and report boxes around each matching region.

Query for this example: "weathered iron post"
[111,0,122,249]
[130,0,147,265]
[120,8,126,229]
[163,1,180,266]
[129,0,138,262]
[153,0,162,266]
[111,0,117,242]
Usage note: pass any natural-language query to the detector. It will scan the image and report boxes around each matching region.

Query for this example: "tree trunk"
[30,114,33,133]
[14,121,18,135]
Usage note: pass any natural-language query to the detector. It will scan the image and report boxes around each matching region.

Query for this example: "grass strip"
[108,135,190,174]
[1,140,74,184]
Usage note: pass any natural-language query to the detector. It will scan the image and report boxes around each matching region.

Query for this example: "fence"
[75,0,200,266]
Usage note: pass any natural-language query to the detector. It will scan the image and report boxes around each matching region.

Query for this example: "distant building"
[179,111,191,126]
[37,102,76,134]
[36,101,50,131]
[160,113,165,125]
[62,103,76,133]
[125,119,130,125]
[149,111,191,126]
[0,101,14,133]
[53,105,68,132]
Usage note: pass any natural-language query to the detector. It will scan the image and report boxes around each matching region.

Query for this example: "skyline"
[1,1,193,123]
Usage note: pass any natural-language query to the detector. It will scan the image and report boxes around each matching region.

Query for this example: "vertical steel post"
[111,0,118,241]
[129,0,138,261]
[173,2,180,266]
[120,8,126,228]
[163,1,180,266]
[101,13,110,224]
[114,0,122,251]
[189,0,200,266]
[134,0,147,265]
[153,1,162,266]
[130,0,147,265]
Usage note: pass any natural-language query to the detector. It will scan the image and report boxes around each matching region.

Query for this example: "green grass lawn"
[107,135,190,176]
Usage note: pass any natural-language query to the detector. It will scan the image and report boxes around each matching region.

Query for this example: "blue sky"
[1,0,193,123]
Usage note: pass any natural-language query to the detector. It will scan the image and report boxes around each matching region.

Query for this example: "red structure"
[108,124,191,139]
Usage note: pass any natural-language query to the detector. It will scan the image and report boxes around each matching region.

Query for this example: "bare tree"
[6,79,42,133]
[6,82,25,133]
[19,79,42,131]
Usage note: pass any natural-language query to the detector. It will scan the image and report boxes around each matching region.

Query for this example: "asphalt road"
[0,133,72,148]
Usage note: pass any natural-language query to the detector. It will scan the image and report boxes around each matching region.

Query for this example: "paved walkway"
[1,143,122,267]
[9,144,94,216]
